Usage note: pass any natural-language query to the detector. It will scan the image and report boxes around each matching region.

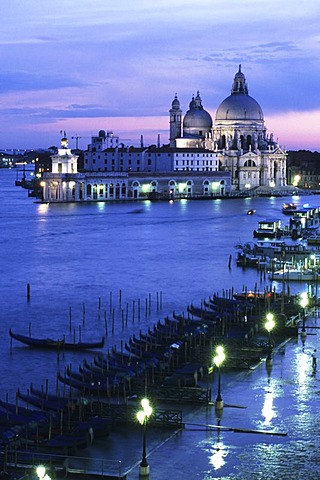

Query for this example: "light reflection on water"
[262,390,276,425]
[209,442,227,470]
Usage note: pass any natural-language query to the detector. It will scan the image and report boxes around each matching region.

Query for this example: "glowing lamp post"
[36,466,51,480]
[265,313,275,366]
[213,346,225,410]
[300,292,308,339]
[137,398,153,477]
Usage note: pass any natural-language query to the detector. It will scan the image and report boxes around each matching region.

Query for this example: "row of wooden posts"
[25,283,164,340]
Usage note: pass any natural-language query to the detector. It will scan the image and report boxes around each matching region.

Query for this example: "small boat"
[233,291,273,301]
[269,268,320,282]
[282,203,297,215]
[9,329,105,351]
[247,209,256,215]
[307,236,320,246]
[253,219,282,239]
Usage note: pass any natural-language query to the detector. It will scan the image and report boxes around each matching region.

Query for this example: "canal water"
[1,168,319,478]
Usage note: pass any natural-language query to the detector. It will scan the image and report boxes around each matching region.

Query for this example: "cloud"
[0,0,319,150]
[0,72,86,93]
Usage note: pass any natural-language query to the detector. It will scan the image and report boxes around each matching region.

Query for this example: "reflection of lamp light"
[137,398,153,477]
[300,292,308,339]
[265,313,275,366]
[262,390,275,425]
[213,346,225,409]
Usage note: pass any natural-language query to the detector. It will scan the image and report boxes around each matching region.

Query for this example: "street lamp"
[137,397,153,477]
[265,313,275,366]
[300,292,308,339]
[213,346,226,410]
[36,466,51,480]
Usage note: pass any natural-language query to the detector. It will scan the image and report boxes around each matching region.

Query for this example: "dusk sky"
[1,0,320,151]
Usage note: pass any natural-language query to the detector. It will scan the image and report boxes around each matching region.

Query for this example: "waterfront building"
[42,137,230,202]
[83,130,219,174]
[42,65,286,202]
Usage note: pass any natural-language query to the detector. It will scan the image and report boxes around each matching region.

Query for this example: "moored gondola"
[9,329,105,351]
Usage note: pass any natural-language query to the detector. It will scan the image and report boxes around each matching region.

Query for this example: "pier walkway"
[121,315,319,479]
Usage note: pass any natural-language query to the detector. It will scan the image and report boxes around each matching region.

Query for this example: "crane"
[71,135,91,149]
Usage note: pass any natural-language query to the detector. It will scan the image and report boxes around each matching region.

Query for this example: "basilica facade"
[170,65,287,190]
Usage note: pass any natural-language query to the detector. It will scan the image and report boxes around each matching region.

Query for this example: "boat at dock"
[307,235,320,246]
[269,268,320,282]
[9,329,105,351]
[253,219,282,239]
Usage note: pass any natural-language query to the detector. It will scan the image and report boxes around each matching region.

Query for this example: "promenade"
[120,315,319,479]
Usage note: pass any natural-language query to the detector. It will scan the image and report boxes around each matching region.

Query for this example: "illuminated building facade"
[41,65,286,202]
[42,137,231,202]
[169,65,287,190]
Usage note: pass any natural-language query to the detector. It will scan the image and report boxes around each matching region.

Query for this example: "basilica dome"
[215,94,263,121]
[215,65,264,122]
[183,108,212,128]
[183,91,212,136]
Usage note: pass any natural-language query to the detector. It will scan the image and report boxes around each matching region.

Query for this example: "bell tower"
[169,94,182,147]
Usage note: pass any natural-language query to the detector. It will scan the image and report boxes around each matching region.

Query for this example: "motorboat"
[269,268,320,282]
[253,219,282,239]
[282,203,297,215]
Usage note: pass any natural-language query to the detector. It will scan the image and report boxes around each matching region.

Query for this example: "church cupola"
[231,64,248,95]
[51,131,78,174]
[60,131,69,149]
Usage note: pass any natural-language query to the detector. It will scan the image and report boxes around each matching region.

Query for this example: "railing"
[2,450,126,479]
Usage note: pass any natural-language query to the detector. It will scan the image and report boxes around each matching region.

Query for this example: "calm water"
[1,169,319,478]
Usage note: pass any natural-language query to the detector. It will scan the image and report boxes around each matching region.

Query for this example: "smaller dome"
[61,137,68,148]
[183,91,212,130]
[99,130,106,138]
[183,109,212,128]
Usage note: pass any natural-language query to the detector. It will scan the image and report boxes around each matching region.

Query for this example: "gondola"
[16,390,72,412]
[9,329,105,351]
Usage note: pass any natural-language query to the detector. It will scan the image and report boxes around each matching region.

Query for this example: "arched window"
[132,181,140,199]
[203,179,210,196]
[244,159,256,167]
[186,180,193,196]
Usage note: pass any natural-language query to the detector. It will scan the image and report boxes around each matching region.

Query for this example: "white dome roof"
[215,94,263,121]
[215,65,264,123]
[183,91,212,130]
